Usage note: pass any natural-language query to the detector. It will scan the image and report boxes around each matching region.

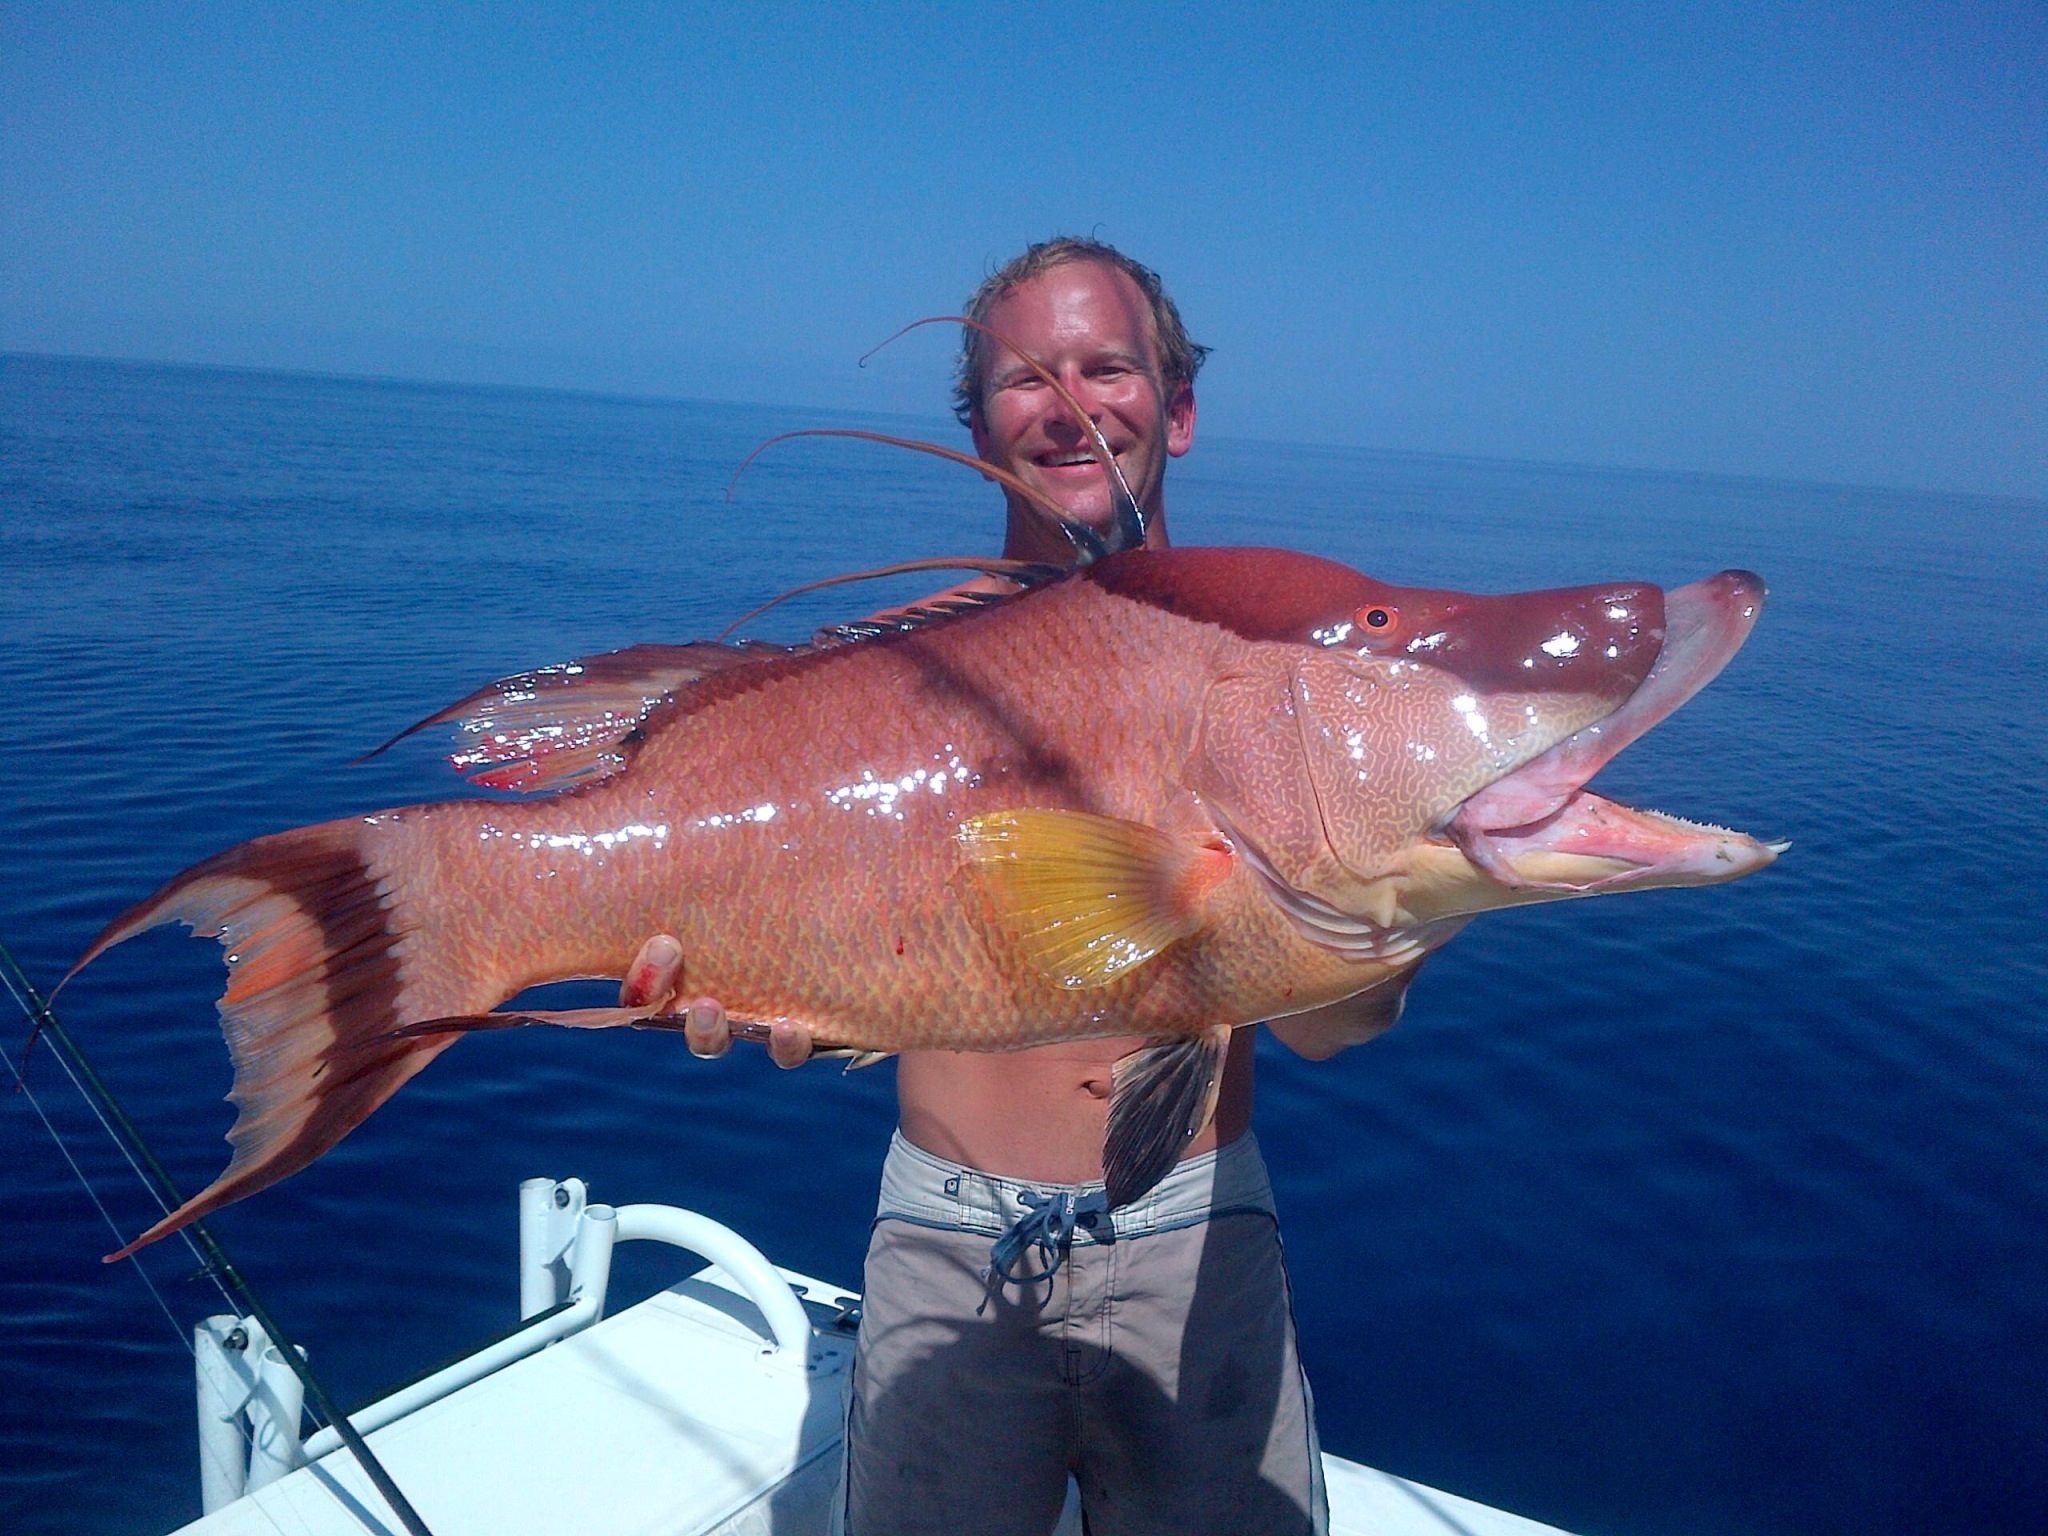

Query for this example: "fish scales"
[375,571,1349,1051]
[67,545,1778,1255]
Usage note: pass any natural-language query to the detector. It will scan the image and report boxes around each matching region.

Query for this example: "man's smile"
[1036,448,1123,471]
[970,256,1198,558]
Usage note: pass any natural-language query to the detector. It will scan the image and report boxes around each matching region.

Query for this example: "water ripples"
[3,357,2045,1535]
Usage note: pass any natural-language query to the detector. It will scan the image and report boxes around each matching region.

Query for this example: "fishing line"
[0,1029,276,1531]
[0,1029,202,1346]
[0,934,439,1536]
[0,960,299,1531]
[0,957,238,1312]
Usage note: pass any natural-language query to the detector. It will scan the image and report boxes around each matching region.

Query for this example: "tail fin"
[67,816,492,1261]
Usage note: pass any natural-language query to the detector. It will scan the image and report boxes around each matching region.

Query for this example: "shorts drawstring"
[977,1187,1112,1312]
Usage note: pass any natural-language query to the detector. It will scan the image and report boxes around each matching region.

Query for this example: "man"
[623,239,1374,1534]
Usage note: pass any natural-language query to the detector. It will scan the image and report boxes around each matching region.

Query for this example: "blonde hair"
[952,237,1209,427]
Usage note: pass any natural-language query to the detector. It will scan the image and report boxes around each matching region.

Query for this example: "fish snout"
[1550,580,1667,698]
[1442,567,1770,895]
[1690,569,1767,632]
[1391,579,1668,702]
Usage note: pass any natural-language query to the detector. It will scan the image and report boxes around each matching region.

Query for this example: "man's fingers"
[683,997,733,1059]
[767,1019,812,1070]
[620,934,685,1008]
[668,990,809,1068]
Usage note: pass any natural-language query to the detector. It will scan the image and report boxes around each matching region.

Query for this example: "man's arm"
[1263,980,1412,1062]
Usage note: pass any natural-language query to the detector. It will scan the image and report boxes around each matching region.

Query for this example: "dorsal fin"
[365,542,1086,797]
[359,640,812,793]
[361,564,1068,794]
[813,585,1023,644]
[716,554,1064,642]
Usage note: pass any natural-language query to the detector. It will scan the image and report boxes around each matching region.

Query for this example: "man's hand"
[619,933,811,1068]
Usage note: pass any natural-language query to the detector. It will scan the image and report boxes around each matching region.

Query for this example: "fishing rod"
[0,934,438,1536]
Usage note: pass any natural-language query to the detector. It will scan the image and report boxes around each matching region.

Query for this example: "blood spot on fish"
[894,935,905,956]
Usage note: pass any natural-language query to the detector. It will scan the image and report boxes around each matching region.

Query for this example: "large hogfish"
[69,544,1777,1260]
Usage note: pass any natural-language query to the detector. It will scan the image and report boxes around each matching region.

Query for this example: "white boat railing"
[193,1177,823,1515]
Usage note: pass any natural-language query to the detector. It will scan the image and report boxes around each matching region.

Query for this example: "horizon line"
[5,346,2039,511]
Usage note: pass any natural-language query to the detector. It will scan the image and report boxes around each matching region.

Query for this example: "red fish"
[69,547,1777,1259]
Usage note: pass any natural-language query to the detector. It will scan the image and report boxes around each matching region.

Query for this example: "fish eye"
[1352,603,1407,652]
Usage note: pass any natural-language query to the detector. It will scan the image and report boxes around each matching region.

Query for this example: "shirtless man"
[624,239,1371,1535]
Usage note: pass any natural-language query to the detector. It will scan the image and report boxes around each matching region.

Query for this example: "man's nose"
[1046,369,1104,426]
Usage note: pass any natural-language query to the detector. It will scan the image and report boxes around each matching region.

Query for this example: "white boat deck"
[176,1257,1575,1536]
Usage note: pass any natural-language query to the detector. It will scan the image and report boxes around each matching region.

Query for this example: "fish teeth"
[1636,805,1749,839]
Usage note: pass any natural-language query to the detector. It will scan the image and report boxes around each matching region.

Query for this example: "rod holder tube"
[519,1176,587,1319]
[195,1316,250,1514]
[246,1339,307,1490]
[571,1203,620,1321]
[518,1177,559,1319]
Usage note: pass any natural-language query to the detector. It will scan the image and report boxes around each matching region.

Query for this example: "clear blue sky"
[4,3,2041,497]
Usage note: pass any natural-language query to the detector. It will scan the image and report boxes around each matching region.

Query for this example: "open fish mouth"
[1446,570,1782,891]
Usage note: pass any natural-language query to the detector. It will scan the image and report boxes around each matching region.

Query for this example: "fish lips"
[1445,569,1771,888]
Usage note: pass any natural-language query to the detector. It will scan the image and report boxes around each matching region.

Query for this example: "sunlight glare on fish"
[825,748,980,819]
[1452,693,1492,743]
[692,804,777,833]
[491,821,676,855]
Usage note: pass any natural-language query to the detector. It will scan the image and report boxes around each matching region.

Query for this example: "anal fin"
[386,1007,885,1070]
[387,1005,693,1038]
[1103,1024,1233,1208]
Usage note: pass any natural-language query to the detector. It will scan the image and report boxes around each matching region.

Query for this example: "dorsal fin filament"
[726,427,1069,529]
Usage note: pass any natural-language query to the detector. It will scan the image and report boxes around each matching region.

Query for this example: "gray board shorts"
[836,1129,1328,1536]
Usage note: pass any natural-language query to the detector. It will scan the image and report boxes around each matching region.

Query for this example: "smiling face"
[968,259,1196,559]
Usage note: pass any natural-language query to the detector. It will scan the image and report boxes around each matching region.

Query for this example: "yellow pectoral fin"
[955,808,1231,988]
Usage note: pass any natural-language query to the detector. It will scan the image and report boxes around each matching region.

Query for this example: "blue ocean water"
[1,353,2043,1535]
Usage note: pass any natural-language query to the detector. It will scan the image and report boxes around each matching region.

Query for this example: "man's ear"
[1166,383,1196,458]
[968,405,992,459]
